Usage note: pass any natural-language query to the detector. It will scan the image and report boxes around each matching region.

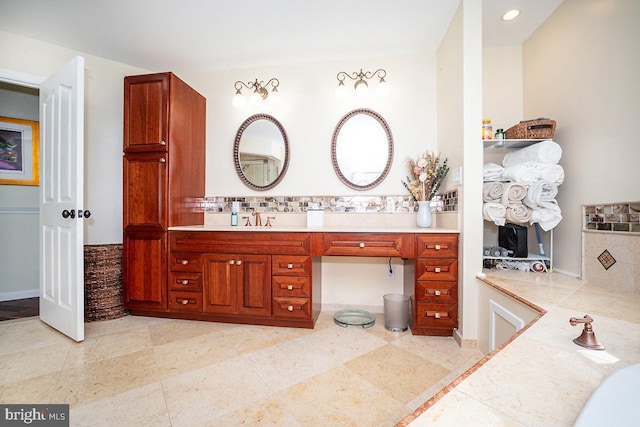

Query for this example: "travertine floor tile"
[70,382,171,427]
[208,396,303,427]
[344,343,450,405]
[279,365,409,427]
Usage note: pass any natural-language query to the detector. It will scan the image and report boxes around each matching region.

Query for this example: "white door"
[39,56,85,342]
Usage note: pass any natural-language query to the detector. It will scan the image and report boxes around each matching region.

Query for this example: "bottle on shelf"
[482,118,493,140]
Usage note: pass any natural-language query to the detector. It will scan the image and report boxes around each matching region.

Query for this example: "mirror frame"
[330,108,394,191]
[234,114,290,191]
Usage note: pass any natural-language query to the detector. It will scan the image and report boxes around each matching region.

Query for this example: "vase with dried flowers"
[402,151,449,227]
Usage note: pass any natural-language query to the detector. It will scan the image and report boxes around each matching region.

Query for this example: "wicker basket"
[505,119,556,140]
[84,244,127,322]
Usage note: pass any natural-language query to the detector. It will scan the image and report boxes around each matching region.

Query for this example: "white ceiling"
[0,0,564,72]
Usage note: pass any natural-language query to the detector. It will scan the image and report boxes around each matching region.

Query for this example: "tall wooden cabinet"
[122,72,206,312]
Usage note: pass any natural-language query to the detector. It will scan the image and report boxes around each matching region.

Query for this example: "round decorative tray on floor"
[333,309,376,328]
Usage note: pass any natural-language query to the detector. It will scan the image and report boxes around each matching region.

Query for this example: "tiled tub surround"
[582,201,640,295]
[403,269,640,426]
[203,190,458,215]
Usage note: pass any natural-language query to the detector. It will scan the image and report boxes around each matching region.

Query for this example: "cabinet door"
[123,152,167,230]
[203,253,237,314]
[123,231,167,310]
[123,73,168,152]
[236,254,271,317]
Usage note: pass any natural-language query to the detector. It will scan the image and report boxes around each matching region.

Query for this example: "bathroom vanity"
[126,227,459,337]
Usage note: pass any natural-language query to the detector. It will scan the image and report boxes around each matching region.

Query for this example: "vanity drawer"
[416,234,458,258]
[416,259,458,281]
[168,272,202,292]
[415,281,457,304]
[414,303,457,328]
[170,252,202,271]
[273,276,311,297]
[272,256,311,276]
[322,233,406,257]
[272,297,311,319]
[168,291,202,312]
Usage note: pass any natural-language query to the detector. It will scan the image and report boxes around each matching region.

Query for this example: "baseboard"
[0,289,39,302]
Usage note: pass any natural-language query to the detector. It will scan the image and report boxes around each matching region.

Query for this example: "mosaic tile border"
[204,190,458,214]
[583,202,640,232]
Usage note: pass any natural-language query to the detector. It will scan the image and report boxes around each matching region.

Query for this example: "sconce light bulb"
[335,82,348,98]
[376,79,390,96]
[354,79,369,97]
[232,92,246,108]
[250,90,263,105]
[269,88,281,104]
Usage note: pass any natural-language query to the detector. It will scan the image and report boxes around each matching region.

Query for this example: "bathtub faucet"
[570,314,605,350]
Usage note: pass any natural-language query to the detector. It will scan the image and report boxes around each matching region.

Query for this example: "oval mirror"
[331,109,394,190]
[234,114,289,191]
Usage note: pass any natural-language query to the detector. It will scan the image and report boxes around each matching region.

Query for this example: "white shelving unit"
[483,139,555,271]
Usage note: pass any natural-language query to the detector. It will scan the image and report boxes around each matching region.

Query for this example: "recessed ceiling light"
[502,9,520,21]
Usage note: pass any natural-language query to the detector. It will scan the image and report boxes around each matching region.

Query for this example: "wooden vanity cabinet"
[122,72,205,312]
[203,253,271,317]
[411,234,459,336]
[168,231,319,328]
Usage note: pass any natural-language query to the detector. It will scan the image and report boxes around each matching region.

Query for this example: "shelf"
[483,139,546,150]
[483,253,550,262]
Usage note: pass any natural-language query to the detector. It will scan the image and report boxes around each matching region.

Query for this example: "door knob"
[62,209,75,219]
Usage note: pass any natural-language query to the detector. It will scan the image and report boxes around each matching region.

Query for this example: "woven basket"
[84,244,127,322]
[505,119,556,140]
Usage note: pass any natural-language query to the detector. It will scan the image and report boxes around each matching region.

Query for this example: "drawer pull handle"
[236,260,242,266]
[434,290,441,296]
[182,299,189,305]
[287,285,293,290]
[359,243,365,248]
[434,267,441,273]
[159,158,166,163]
[160,140,166,145]
[287,263,293,269]
[182,279,189,285]
[435,312,441,319]
[287,305,294,311]
[181,260,188,265]
[435,244,441,250]
[229,260,235,265]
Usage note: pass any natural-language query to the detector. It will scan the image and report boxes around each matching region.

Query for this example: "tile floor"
[0,311,482,427]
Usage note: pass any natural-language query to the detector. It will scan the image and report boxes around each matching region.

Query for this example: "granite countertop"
[168,224,459,234]
[405,269,640,426]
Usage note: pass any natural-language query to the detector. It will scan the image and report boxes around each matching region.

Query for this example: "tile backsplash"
[204,190,458,214]
[583,202,640,232]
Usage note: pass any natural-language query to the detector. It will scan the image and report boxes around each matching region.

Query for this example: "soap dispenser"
[231,201,239,226]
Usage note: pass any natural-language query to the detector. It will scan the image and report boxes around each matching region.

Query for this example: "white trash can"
[383,293,410,331]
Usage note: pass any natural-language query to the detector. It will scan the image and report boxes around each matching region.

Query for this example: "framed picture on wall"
[0,116,39,186]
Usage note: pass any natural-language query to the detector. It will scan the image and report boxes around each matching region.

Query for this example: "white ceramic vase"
[416,200,433,228]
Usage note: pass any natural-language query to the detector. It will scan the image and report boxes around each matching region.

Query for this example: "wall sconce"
[335,68,389,97]
[232,78,281,107]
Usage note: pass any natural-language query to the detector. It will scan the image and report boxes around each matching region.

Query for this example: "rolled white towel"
[530,202,562,231]
[483,182,504,202]
[483,163,504,181]
[523,180,558,208]
[505,203,533,224]
[483,202,506,226]
[501,182,527,205]
[503,140,562,166]
[535,163,565,186]
[502,163,539,184]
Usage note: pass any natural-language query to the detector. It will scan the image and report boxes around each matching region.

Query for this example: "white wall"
[0,30,148,246]
[183,53,439,198]
[522,0,640,276]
